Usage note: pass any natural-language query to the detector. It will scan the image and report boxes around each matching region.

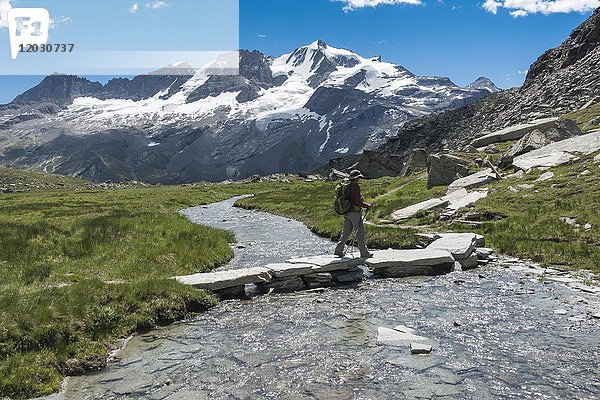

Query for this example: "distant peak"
[466,77,500,93]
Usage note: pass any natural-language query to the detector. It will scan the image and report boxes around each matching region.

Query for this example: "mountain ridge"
[0,40,497,183]
[324,7,600,175]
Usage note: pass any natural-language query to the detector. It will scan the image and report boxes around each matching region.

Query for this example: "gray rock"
[483,144,499,154]
[535,171,554,182]
[513,131,600,171]
[458,253,479,270]
[447,168,498,193]
[258,276,306,293]
[215,285,247,299]
[366,249,455,269]
[391,198,448,220]
[470,117,559,148]
[303,272,334,288]
[426,233,477,260]
[287,254,354,268]
[330,266,364,283]
[475,247,494,260]
[175,267,272,291]
[376,327,437,348]
[584,223,592,231]
[377,264,449,278]
[400,148,428,177]
[266,262,315,278]
[560,217,579,227]
[427,154,470,188]
[410,343,433,355]
[499,129,550,168]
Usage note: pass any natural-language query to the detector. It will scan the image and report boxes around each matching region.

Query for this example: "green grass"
[0,166,88,192]
[562,101,600,132]
[235,176,441,249]
[466,154,600,272]
[0,175,262,398]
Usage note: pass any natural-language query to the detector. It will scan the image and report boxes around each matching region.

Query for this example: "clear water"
[51,197,600,400]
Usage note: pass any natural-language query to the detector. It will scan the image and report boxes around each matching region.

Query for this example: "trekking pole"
[344,207,370,257]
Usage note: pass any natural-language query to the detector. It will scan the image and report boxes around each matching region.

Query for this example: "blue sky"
[0,0,597,103]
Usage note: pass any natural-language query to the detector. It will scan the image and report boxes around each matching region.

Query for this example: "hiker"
[334,169,373,258]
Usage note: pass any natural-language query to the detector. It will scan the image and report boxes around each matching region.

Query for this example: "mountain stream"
[49,197,600,399]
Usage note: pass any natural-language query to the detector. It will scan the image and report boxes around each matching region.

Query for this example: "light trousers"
[334,211,368,256]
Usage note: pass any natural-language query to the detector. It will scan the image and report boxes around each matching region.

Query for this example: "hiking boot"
[334,252,345,258]
[361,252,374,259]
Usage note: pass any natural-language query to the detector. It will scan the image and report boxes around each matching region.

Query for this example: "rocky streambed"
[50,197,600,400]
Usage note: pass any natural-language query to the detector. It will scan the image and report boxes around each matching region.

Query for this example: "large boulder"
[470,118,556,148]
[446,168,498,193]
[427,154,470,188]
[499,130,549,168]
[499,120,582,168]
[513,131,600,171]
[400,148,428,177]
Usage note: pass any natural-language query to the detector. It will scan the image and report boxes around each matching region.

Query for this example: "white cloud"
[483,1,600,17]
[335,0,423,12]
[482,0,502,14]
[510,9,528,17]
[129,3,139,13]
[257,33,267,38]
[146,1,169,10]
[0,0,13,29]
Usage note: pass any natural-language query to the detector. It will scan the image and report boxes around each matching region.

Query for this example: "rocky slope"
[0,41,495,184]
[325,7,600,172]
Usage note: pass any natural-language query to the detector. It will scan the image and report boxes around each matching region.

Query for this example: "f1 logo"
[7,8,49,59]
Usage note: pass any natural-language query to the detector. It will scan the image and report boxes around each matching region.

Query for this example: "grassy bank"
[467,154,600,272]
[0,169,258,399]
[236,175,446,249]
[562,101,600,132]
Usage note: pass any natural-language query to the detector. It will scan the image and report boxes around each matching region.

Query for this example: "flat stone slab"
[426,233,477,260]
[447,169,497,194]
[410,343,433,355]
[471,117,559,148]
[535,171,554,182]
[175,267,272,291]
[392,188,489,220]
[392,198,448,220]
[287,254,355,268]
[545,276,583,284]
[513,131,600,171]
[446,190,489,212]
[265,263,315,278]
[377,327,437,348]
[366,249,455,270]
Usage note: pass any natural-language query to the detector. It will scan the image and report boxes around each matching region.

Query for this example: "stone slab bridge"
[174,233,495,298]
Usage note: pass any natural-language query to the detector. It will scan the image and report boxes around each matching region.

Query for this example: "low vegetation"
[562,101,600,132]
[0,171,259,399]
[467,154,600,272]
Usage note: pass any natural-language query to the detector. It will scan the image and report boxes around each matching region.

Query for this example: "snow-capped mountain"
[0,40,497,183]
[466,77,500,93]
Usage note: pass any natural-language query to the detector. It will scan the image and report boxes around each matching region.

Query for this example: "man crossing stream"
[334,169,374,258]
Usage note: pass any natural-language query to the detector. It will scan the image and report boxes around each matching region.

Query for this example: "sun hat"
[348,169,365,180]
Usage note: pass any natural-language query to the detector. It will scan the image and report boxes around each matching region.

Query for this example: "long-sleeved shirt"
[349,181,369,209]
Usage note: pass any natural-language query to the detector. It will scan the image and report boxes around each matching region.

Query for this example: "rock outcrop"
[427,154,470,188]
